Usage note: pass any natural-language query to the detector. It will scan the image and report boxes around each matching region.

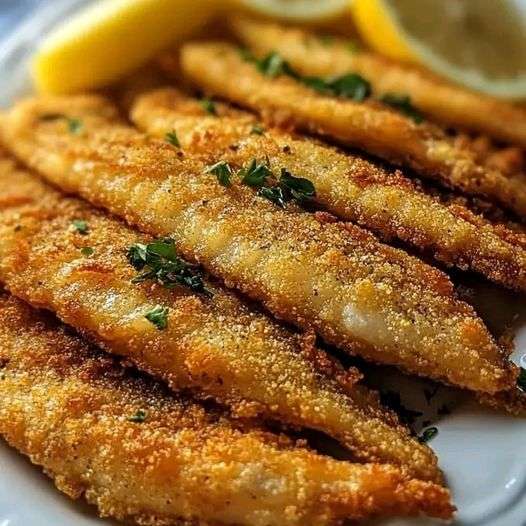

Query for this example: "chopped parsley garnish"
[418,426,439,443]
[67,118,83,134]
[80,247,94,257]
[380,93,424,123]
[127,238,211,297]
[326,73,371,101]
[245,51,371,102]
[303,73,371,101]
[250,124,265,135]
[258,186,287,208]
[71,219,89,235]
[145,305,169,330]
[200,97,217,115]
[206,160,233,187]
[257,168,315,208]
[165,130,181,148]
[239,159,272,187]
[39,113,83,133]
[518,367,526,392]
[204,157,315,209]
[255,51,296,78]
[128,409,148,423]
[279,168,316,202]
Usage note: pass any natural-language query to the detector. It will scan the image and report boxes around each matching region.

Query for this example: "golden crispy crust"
[0,154,444,482]
[130,87,526,293]
[477,389,526,417]
[0,94,515,395]
[0,292,455,524]
[176,42,526,218]
[230,16,526,148]
[454,134,526,179]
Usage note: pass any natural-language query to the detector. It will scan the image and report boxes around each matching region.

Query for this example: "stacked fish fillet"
[1,15,526,526]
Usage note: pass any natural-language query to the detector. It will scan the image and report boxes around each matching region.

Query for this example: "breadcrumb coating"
[130,87,526,293]
[454,133,526,179]
[477,389,526,417]
[230,16,526,148]
[0,155,442,481]
[177,42,526,218]
[0,292,455,524]
[0,95,515,395]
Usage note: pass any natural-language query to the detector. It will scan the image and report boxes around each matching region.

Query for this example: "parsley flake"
[418,426,439,443]
[257,168,315,208]
[72,219,89,235]
[165,130,181,148]
[240,159,272,188]
[128,409,148,423]
[381,93,424,123]
[68,118,83,134]
[303,73,371,101]
[39,113,83,133]
[258,186,287,208]
[247,51,371,102]
[127,238,211,297]
[250,124,265,135]
[255,51,296,78]
[80,247,94,257]
[326,73,371,101]
[200,98,217,115]
[279,168,316,202]
[206,161,233,187]
[145,305,169,330]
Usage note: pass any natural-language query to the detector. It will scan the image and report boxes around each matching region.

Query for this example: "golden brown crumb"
[176,41,526,218]
[0,292,455,524]
[229,16,526,148]
[130,87,526,293]
[0,94,515,395]
[0,154,442,481]
[477,388,526,417]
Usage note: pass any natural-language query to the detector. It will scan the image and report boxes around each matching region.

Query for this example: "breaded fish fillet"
[177,42,526,218]
[0,95,515,396]
[130,87,526,293]
[230,16,526,148]
[0,155,440,482]
[0,292,455,524]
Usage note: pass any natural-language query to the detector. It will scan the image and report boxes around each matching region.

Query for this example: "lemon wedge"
[33,0,219,94]
[236,0,350,22]
[352,0,526,99]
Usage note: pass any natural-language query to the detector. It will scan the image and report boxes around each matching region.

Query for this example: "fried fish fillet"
[130,87,526,293]
[0,95,515,396]
[230,16,526,148]
[0,292,455,524]
[176,42,526,218]
[0,154,441,482]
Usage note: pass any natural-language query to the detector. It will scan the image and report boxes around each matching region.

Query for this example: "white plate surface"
[0,2,525,525]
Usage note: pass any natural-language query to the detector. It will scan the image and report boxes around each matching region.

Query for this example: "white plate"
[0,2,525,525]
